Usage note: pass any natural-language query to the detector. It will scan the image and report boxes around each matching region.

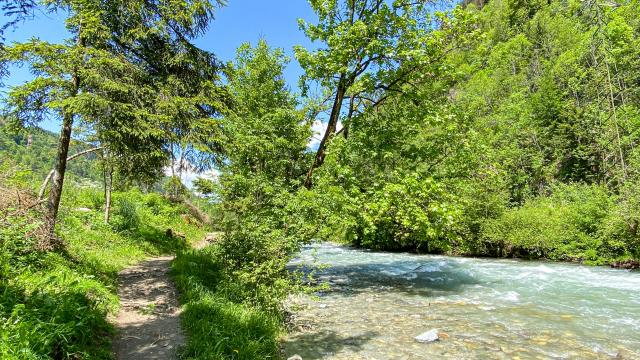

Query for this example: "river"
[282,243,640,359]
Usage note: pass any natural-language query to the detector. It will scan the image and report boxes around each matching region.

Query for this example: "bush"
[169,183,317,359]
[87,189,105,211]
[451,172,511,254]
[598,180,640,259]
[482,183,613,262]
[348,174,460,253]
[111,197,140,232]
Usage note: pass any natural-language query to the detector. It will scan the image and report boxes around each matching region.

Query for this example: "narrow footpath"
[112,256,185,360]
[112,234,216,359]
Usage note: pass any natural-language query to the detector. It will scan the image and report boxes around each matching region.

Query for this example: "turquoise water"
[282,243,640,359]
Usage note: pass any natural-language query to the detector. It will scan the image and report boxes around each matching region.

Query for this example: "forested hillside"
[312,0,640,264]
[0,122,101,183]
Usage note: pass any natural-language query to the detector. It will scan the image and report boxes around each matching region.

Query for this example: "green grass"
[171,245,283,360]
[58,189,207,286]
[1,184,206,359]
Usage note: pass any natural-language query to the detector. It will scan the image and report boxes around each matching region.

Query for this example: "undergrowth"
[0,168,206,359]
[171,244,283,360]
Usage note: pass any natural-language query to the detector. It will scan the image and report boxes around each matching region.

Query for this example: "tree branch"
[38,147,104,200]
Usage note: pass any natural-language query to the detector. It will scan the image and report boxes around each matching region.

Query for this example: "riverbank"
[331,239,640,271]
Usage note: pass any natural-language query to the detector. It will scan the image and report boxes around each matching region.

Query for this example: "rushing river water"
[282,243,640,359]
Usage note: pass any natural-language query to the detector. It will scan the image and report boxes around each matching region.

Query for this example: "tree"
[309,0,640,261]
[98,0,228,194]
[2,0,223,242]
[211,40,313,309]
[223,40,309,189]
[193,176,217,197]
[218,40,311,213]
[295,0,445,187]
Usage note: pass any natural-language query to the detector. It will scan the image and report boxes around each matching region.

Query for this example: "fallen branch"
[37,147,103,200]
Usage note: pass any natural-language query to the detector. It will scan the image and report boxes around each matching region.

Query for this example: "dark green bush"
[598,181,640,259]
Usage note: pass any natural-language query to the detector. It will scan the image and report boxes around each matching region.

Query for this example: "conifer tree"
[2,0,224,243]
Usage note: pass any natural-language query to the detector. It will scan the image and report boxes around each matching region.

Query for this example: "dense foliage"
[309,0,640,264]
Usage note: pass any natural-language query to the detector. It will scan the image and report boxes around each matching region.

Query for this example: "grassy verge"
[171,244,283,360]
[0,182,206,359]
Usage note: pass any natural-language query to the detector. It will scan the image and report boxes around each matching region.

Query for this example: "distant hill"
[0,123,102,185]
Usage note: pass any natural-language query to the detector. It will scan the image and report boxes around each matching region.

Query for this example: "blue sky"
[1,0,318,132]
[196,0,317,86]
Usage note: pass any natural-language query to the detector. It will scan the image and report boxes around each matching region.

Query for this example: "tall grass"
[171,245,283,359]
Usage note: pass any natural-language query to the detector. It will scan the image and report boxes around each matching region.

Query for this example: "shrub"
[598,180,640,259]
[452,173,510,254]
[87,189,105,211]
[111,197,140,232]
[482,183,613,262]
[348,174,460,253]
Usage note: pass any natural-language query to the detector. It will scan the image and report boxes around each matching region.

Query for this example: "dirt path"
[112,234,219,359]
[112,256,185,360]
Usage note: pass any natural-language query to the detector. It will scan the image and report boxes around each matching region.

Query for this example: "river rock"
[415,329,439,343]
[610,260,640,270]
[287,355,303,360]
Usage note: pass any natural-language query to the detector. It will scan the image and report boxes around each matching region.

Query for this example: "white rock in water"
[287,355,303,360]
[415,329,439,343]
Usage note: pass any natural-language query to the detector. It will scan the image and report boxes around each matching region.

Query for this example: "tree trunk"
[304,74,348,188]
[343,95,355,139]
[46,111,74,238]
[38,169,55,201]
[38,147,103,200]
[605,60,628,182]
[104,165,113,223]
[45,32,82,240]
